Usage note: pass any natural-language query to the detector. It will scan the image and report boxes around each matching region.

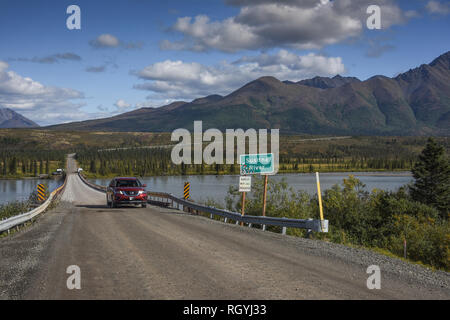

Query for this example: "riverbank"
[0,175,61,180]
[82,169,413,179]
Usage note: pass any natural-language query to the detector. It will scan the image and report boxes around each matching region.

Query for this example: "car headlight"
[116,190,124,195]
[137,190,145,195]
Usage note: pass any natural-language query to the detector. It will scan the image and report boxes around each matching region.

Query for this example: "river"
[0,179,63,205]
[90,172,413,205]
[0,172,413,206]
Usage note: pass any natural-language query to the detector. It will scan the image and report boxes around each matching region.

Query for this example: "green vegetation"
[0,129,448,178]
[217,139,450,271]
[75,136,449,178]
[0,150,65,179]
[410,138,449,219]
[0,201,31,221]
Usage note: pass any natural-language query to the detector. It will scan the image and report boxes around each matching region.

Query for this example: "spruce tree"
[90,160,97,173]
[410,138,449,219]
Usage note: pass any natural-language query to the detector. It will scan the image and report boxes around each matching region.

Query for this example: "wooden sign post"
[262,175,268,217]
[241,191,246,226]
[239,176,251,226]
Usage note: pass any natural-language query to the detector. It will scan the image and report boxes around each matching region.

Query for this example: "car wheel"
[112,201,117,208]
[142,203,147,208]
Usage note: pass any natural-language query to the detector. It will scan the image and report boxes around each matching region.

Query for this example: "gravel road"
[0,156,448,299]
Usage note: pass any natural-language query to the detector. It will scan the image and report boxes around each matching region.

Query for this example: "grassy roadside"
[0,201,32,221]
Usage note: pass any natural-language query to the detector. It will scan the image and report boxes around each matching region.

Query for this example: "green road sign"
[240,153,274,175]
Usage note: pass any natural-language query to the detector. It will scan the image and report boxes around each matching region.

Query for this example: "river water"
[90,172,413,205]
[0,179,63,205]
[0,173,412,206]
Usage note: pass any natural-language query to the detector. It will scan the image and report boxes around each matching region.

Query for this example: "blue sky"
[0,0,449,125]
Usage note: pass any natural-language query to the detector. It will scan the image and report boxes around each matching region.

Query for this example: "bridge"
[0,155,448,299]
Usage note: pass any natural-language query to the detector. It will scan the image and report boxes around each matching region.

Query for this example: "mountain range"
[47,51,450,135]
[0,107,39,128]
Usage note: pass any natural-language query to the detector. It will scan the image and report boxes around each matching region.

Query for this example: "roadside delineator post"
[316,172,325,232]
[184,182,190,200]
[37,184,46,203]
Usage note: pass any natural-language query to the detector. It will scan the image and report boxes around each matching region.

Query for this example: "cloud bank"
[134,50,346,101]
[0,61,90,125]
[161,0,412,52]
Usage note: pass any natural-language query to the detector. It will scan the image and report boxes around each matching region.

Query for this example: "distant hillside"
[0,107,39,128]
[47,51,450,135]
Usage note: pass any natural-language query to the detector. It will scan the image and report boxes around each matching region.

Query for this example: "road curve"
[0,156,449,299]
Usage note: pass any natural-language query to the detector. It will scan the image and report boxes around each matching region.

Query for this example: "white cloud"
[162,0,411,52]
[114,99,133,112]
[0,61,87,125]
[0,61,9,72]
[134,50,346,101]
[136,99,174,109]
[89,34,143,49]
[89,34,120,48]
[426,1,450,15]
[9,53,82,64]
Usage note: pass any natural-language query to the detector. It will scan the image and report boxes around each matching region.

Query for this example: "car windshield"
[116,180,141,187]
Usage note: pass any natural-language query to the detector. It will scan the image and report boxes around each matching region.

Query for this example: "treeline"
[280,137,430,172]
[0,150,66,178]
[77,148,174,177]
[279,156,412,172]
[77,147,418,178]
[77,147,244,177]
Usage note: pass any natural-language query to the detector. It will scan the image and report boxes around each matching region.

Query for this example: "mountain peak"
[430,51,450,69]
[298,75,360,89]
[254,76,282,84]
[0,107,39,128]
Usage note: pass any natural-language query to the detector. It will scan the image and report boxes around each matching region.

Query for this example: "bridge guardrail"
[147,192,328,233]
[0,176,68,233]
[77,174,328,233]
[78,172,107,192]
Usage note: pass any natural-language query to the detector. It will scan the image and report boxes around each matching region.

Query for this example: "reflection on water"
[91,172,413,206]
[0,179,63,205]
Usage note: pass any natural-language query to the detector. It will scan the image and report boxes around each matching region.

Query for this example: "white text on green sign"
[240,153,274,175]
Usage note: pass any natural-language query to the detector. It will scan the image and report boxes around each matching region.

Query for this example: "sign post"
[262,175,268,217]
[315,172,325,232]
[240,153,274,228]
[240,191,246,226]
[239,176,251,226]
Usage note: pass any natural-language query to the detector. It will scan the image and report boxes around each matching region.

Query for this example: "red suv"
[107,177,148,208]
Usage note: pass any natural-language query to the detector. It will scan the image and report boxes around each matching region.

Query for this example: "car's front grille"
[125,191,137,196]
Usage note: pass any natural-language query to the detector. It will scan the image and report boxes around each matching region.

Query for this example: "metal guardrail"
[147,192,328,233]
[0,176,67,233]
[78,172,107,192]
[77,174,328,233]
